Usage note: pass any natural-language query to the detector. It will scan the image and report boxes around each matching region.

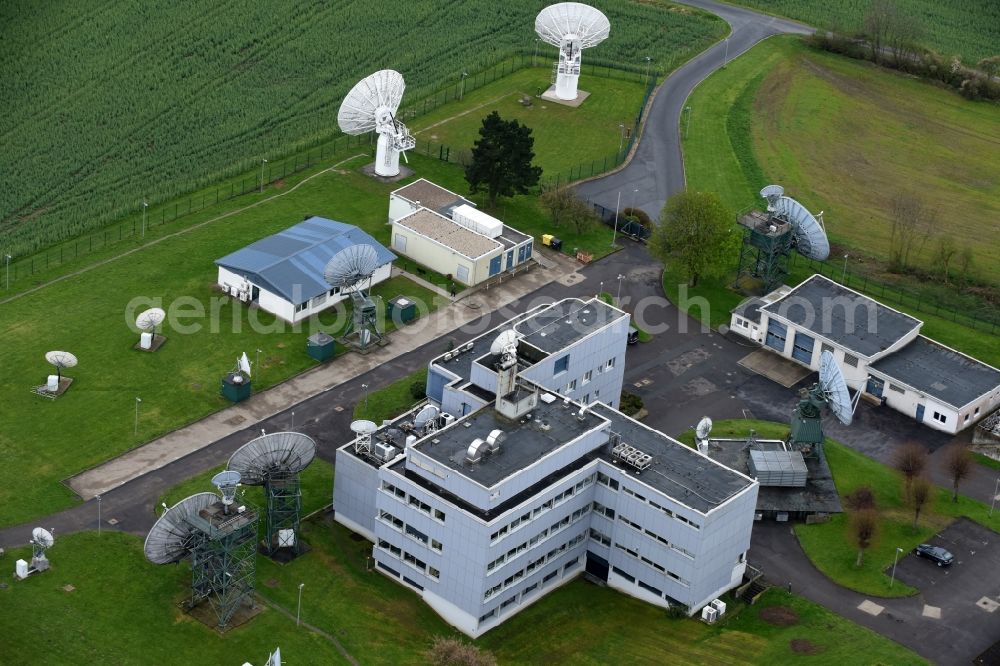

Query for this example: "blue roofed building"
[215,216,395,323]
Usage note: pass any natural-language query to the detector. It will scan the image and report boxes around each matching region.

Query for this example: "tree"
[887,192,935,272]
[933,234,958,283]
[845,485,876,511]
[852,509,878,567]
[539,186,599,235]
[910,476,931,530]
[863,0,898,64]
[649,190,738,287]
[465,111,542,208]
[426,637,497,666]
[894,442,927,497]
[977,55,1000,78]
[955,246,974,284]
[945,445,973,502]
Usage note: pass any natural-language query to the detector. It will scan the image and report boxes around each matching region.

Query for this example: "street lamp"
[291,411,295,430]
[644,56,653,83]
[890,547,904,587]
[618,123,625,155]
[142,200,148,238]
[362,383,369,410]
[533,38,541,67]
[4,254,11,290]
[611,191,622,248]
[599,280,604,298]
[256,348,263,377]
[684,106,692,139]
[459,72,469,101]
[842,254,849,283]
[723,38,730,67]
[631,188,639,214]
[134,397,142,435]
[990,477,999,517]
[297,583,305,626]
[260,158,268,193]
[616,274,626,304]
[97,494,102,536]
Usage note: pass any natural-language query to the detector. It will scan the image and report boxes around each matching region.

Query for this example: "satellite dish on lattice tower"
[338,70,415,177]
[818,350,854,426]
[535,3,611,101]
[228,432,316,486]
[45,350,77,380]
[324,245,381,289]
[211,470,242,512]
[759,185,784,212]
[144,492,219,565]
[351,419,378,456]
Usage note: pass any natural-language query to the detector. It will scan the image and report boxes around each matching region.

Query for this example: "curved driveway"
[575,0,810,220]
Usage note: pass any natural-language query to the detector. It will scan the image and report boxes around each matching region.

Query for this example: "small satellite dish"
[31,527,55,549]
[266,648,282,666]
[144,492,219,564]
[45,350,77,380]
[759,185,785,212]
[819,351,853,426]
[324,245,381,288]
[338,70,415,177]
[351,420,378,435]
[535,3,611,101]
[212,470,242,508]
[490,330,519,356]
[135,308,166,335]
[228,432,317,486]
[695,416,713,440]
[414,404,439,431]
[773,195,830,261]
[238,352,252,377]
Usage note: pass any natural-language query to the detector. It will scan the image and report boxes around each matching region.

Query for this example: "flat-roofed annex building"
[334,297,758,637]
[388,179,533,286]
[731,274,1000,433]
[215,216,395,323]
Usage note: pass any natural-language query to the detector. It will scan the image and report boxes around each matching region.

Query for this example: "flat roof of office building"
[414,395,606,488]
[589,404,754,514]
[395,209,501,260]
[393,178,470,216]
[515,298,626,354]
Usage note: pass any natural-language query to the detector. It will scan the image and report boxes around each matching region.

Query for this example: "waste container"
[542,234,555,246]
[306,332,336,362]
[550,237,563,251]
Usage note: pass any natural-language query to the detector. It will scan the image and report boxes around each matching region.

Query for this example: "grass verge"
[354,368,430,424]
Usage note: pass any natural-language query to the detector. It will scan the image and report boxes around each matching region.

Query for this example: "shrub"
[410,381,427,401]
[619,392,644,416]
[426,637,497,666]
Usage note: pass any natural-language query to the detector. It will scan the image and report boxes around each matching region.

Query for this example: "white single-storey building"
[215,216,395,324]
[388,179,533,286]
[731,274,1000,434]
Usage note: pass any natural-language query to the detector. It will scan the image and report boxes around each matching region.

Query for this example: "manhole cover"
[225,415,247,426]
[334,405,344,412]
[63,584,76,593]
[107,518,119,525]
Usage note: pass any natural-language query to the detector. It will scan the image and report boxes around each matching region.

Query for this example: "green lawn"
[158,458,334,519]
[0,523,925,665]
[410,67,647,180]
[354,367,429,425]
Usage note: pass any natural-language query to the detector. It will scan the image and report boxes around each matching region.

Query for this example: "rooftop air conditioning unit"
[374,442,397,461]
[440,413,456,426]
[710,599,727,617]
[701,606,718,624]
[443,352,453,361]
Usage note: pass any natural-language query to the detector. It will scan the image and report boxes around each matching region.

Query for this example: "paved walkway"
[66,249,578,500]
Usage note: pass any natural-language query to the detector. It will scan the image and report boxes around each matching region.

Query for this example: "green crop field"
[410,67,648,180]
[0,520,925,665]
[725,0,1000,64]
[0,1,724,258]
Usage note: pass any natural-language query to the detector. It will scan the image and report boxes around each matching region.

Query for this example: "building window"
[933,411,947,424]
[611,566,635,584]
[394,234,407,252]
[554,355,569,375]
[638,580,663,597]
[583,393,590,404]
[843,353,859,368]
[542,570,559,584]
[295,302,307,313]
[427,566,440,580]
[888,384,905,394]
[328,286,340,298]
[433,508,446,522]
[583,370,593,385]
[431,539,443,552]
[500,596,518,610]
[311,294,325,308]
[568,379,577,392]
[596,472,618,491]
[607,357,616,370]
[594,389,600,400]
[479,609,496,623]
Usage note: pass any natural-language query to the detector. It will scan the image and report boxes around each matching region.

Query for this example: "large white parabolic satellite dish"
[535,3,611,101]
[772,195,830,261]
[818,350,853,426]
[338,70,415,177]
[144,492,219,565]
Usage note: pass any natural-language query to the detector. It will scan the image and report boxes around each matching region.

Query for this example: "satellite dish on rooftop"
[228,432,316,486]
[490,330,519,356]
[338,70,415,177]
[45,350,77,380]
[351,420,378,435]
[414,404,440,432]
[773,195,830,261]
[818,351,853,426]
[324,245,380,288]
[143,492,219,565]
[760,185,784,212]
[135,308,166,334]
[535,3,610,101]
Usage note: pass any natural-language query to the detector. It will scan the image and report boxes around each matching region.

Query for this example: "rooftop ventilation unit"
[466,438,487,464]
[486,429,505,453]
[374,442,398,461]
[611,441,653,472]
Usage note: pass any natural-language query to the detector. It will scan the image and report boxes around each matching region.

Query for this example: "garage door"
[791,331,814,364]
[765,320,787,352]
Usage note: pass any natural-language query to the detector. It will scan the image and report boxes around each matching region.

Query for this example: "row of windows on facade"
[559,356,617,393]
[479,555,580,625]
[611,565,672,601]
[294,285,344,312]
[483,533,587,601]
[489,473,597,543]
[377,539,441,580]
[487,504,592,572]
[378,510,444,552]
[381,481,447,522]
[596,471,702,530]
[593,506,695,560]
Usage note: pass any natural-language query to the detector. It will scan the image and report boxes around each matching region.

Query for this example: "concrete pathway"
[66,249,578,500]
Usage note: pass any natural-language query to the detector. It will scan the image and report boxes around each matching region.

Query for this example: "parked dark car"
[914,543,955,567]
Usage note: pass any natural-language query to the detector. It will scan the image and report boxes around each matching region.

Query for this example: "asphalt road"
[575,0,810,220]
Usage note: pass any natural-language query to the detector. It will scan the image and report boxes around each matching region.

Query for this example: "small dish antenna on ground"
[45,351,77,381]
[325,245,384,350]
[135,307,166,340]
[144,492,218,565]
[238,352,252,377]
[351,419,379,457]
[535,2,611,101]
[212,470,243,513]
[338,70,415,177]
[30,527,55,571]
[228,432,316,555]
